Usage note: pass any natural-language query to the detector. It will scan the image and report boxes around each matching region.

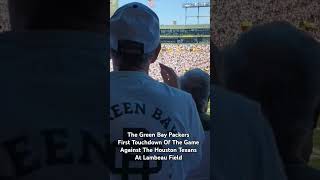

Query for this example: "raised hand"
[159,63,179,88]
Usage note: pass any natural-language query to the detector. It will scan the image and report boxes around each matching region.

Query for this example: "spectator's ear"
[150,44,161,63]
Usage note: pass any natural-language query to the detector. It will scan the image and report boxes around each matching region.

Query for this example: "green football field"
[310,117,320,169]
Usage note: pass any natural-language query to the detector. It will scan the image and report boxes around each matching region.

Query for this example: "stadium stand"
[211,0,320,47]
[0,0,9,32]
[160,24,210,43]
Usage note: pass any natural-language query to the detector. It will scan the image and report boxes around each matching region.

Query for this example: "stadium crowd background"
[150,44,209,81]
[211,0,320,48]
[211,0,320,169]
[0,0,9,32]
[110,44,210,81]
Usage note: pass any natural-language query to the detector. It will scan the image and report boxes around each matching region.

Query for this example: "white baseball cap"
[110,2,160,54]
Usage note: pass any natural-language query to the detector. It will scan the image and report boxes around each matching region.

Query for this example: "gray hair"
[180,68,210,113]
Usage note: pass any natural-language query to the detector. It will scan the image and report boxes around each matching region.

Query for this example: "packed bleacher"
[211,0,320,47]
[0,0,9,32]
[110,43,210,81]
[150,44,210,81]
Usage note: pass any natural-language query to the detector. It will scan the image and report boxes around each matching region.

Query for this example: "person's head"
[110,2,161,72]
[8,0,108,32]
[222,21,320,164]
[180,68,210,113]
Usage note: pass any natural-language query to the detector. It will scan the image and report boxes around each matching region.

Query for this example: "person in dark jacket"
[221,21,320,180]
[212,41,286,180]
[212,85,287,180]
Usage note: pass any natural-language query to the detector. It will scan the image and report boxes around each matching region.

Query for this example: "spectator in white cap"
[0,0,107,179]
[110,1,161,72]
[110,2,205,180]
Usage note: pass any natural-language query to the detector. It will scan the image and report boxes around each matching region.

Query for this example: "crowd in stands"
[0,0,9,32]
[150,44,210,81]
[110,43,210,81]
[160,29,209,36]
[212,0,320,47]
